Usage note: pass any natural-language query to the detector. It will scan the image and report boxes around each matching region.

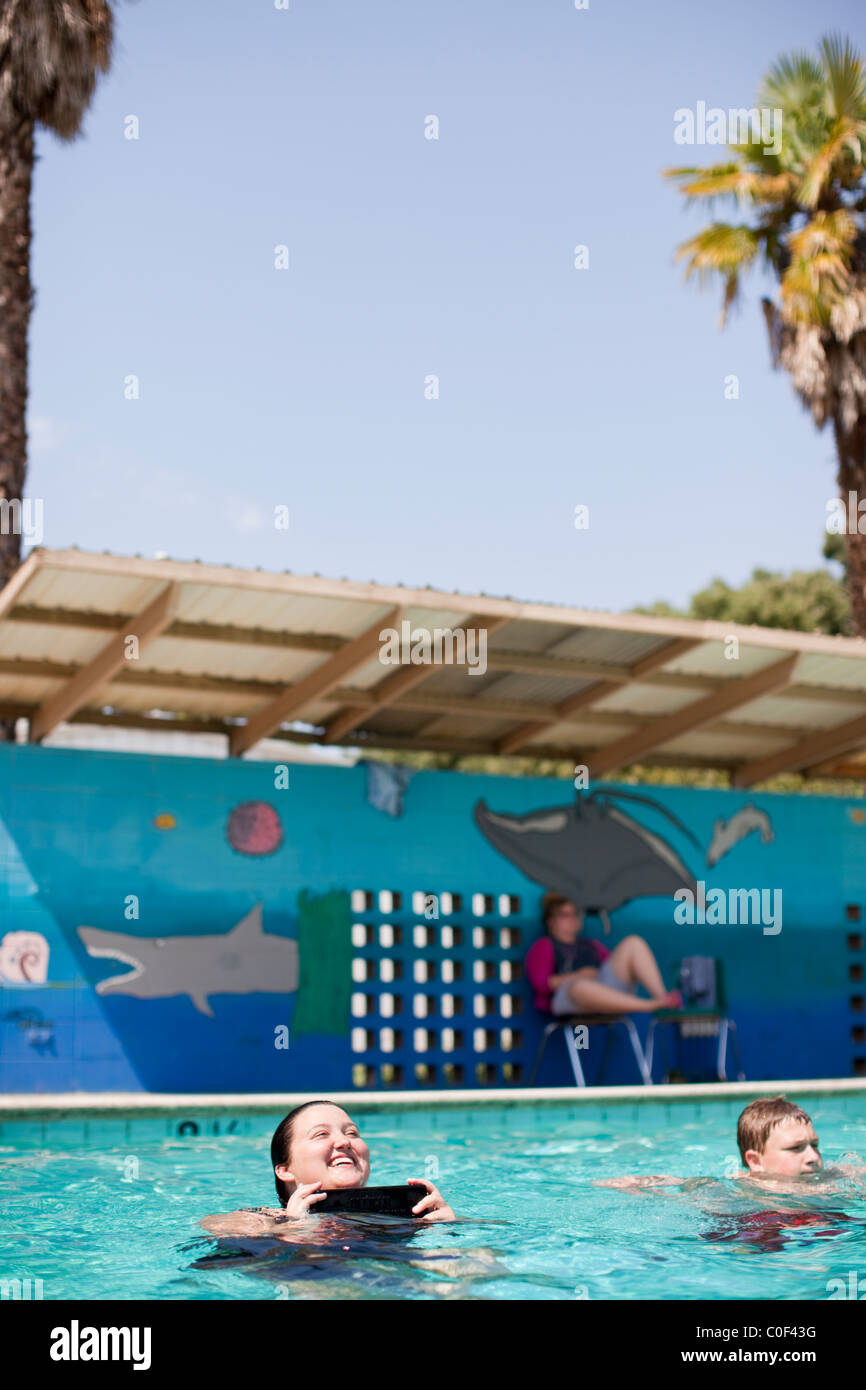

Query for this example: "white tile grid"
[349,888,524,1079]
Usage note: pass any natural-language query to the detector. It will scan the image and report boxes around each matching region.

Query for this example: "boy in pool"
[200,1099,455,1237]
[596,1094,864,1195]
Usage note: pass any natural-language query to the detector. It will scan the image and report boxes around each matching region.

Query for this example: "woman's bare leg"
[607,935,667,999]
[566,973,658,1015]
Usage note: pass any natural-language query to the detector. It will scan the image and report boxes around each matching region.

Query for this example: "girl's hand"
[406,1178,455,1222]
[284,1180,328,1218]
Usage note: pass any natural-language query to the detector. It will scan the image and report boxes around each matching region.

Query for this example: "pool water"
[2,1095,866,1300]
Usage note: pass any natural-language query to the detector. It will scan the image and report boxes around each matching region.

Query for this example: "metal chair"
[529,1012,653,1087]
[645,957,744,1082]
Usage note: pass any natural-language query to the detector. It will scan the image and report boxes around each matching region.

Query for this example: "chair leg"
[620,1018,652,1085]
[597,1024,616,1084]
[563,1022,587,1086]
[529,1022,558,1086]
[645,1019,657,1074]
[727,1019,745,1081]
[717,1019,729,1080]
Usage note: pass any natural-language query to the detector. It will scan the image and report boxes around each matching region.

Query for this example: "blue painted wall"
[0,744,863,1092]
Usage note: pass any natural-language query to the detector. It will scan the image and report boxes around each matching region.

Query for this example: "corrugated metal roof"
[1,547,865,783]
[545,628,669,666]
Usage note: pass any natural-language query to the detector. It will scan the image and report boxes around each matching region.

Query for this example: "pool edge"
[2,1077,866,1120]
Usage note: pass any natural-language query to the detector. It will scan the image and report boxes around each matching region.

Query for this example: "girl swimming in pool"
[200,1100,456,1236]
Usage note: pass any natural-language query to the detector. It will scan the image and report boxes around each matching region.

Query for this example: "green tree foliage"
[637,560,851,635]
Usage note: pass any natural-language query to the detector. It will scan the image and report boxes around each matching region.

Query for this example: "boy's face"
[744,1118,822,1176]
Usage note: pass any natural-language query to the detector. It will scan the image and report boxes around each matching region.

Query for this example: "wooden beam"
[0,652,838,751]
[496,638,702,756]
[28,585,179,744]
[8,605,344,654]
[589,653,800,777]
[496,682,620,756]
[733,710,866,787]
[805,759,866,780]
[0,550,42,621]
[322,616,510,744]
[484,651,630,681]
[26,546,866,663]
[6,698,858,781]
[9,604,866,706]
[0,656,286,700]
[629,637,702,677]
[229,607,401,757]
[7,606,643,681]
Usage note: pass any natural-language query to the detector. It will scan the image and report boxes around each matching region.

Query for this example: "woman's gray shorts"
[549,958,636,1016]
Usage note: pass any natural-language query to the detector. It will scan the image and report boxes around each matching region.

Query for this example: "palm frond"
[780,253,850,326]
[0,0,114,140]
[758,51,824,114]
[799,117,866,206]
[674,223,761,324]
[819,33,866,122]
[665,163,760,207]
[787,209,856,261]
[674,223,761,276]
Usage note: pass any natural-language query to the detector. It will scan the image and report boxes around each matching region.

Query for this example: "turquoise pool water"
[2,1095,866,1300]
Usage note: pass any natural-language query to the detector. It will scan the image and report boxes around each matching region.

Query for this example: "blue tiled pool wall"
[3,1092,866,1148]
[0,742,864,1091]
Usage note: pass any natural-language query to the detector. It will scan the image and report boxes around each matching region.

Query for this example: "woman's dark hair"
[541,891,574,930]
[271,1100,341,1206]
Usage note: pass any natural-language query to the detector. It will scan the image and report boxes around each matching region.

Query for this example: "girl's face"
[548,901,583,943]
[275,1104,371,1192]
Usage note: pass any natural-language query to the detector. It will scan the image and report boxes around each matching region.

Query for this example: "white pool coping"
[2,1077,866,1119]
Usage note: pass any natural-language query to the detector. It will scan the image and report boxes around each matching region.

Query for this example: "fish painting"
[473,789,700,914]
[77,903,298,1018]
[706,804,774,867]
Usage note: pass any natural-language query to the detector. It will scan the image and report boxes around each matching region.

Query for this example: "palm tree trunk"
[0,113,34,741]
[835,416,866,637]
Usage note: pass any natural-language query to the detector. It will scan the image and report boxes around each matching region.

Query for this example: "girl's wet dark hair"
[271,1100,341,1207]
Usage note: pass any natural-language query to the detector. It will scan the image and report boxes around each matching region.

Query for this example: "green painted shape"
[292,888,352,1037]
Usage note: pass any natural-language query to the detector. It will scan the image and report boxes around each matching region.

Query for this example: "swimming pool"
[2,1090,865,1300]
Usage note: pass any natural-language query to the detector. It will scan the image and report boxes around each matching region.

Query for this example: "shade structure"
[2,547,866,784]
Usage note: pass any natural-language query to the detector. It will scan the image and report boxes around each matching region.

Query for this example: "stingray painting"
[473,789,700,924]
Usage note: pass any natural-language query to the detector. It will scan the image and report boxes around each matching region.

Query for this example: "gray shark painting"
[77,904,298,1018]
[474,790,700,913]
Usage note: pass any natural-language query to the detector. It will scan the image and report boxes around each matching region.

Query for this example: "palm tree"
[665,34,866,632]
[0,0,113,605]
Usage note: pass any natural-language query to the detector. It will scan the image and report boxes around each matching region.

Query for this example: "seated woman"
[200,1099,455,1236]
[525,892,682,1017]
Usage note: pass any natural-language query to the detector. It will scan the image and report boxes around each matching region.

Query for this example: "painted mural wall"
[0,743,863,1093]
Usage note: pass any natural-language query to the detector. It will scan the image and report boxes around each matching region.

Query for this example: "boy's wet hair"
[271,1099,340,1206]
[736,1095,813,1163]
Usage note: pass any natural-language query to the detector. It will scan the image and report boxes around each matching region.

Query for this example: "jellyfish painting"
[473,789,700,925]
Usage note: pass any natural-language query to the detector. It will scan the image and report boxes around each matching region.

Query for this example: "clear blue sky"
[25,0,866,612]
